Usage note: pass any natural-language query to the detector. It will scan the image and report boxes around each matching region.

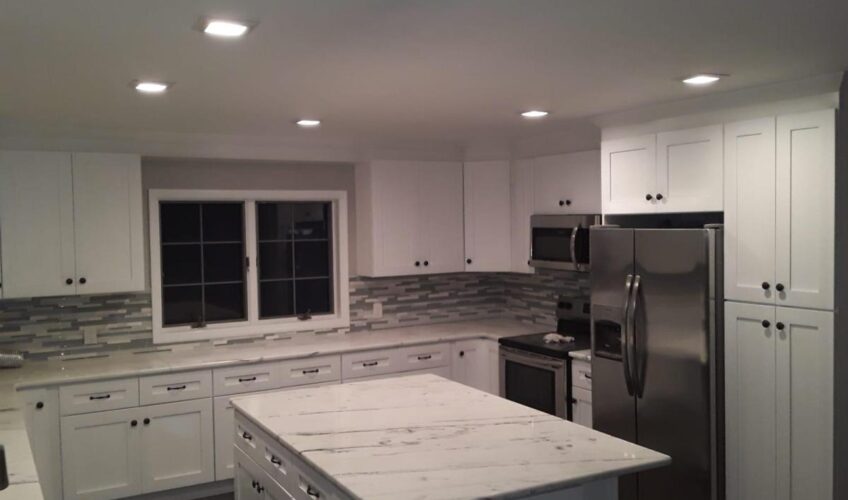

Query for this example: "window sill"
[152,315,350,344]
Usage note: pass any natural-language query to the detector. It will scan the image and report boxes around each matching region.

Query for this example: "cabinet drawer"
[571,360,592,391]
[234,414,265,467]
[139,370,212,405]
[572,386,592,404]
[59,378,139,415]
[399,343,450,372]
[214,362,280,396]
[254,426,298,493]
[279,355,341,388]
[341,348,402,380]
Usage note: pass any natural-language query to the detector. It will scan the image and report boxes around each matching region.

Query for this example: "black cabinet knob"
[762,320,771,328]
[130,420,138,427]
[252,480,258,489]
[559,200,565,206]
[776,283,785,292]
[414,261,421,267]
[36,402,44,410]
[143,418,150,425]
[466,258,472,264]
[566,199,572,206]
[656,193,664,200]
[66,278,73,285]
[79,277,87,284]
[776,322,785,331]
[645,194,653,201]
[424,261,429,266]
[459,351,465,358]
[761,282,770,290]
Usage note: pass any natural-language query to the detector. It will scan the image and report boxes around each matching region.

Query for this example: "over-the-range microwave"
[529,214,601,272]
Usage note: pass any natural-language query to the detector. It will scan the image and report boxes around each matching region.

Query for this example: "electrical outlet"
[372,301,383,319]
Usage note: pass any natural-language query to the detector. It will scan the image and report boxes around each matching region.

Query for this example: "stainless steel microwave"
[529,214,601,272]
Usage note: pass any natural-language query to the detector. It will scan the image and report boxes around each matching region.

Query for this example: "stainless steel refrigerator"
[590,226,723,500]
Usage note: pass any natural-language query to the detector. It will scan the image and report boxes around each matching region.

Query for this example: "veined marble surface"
[0,318,539,500]
[233,374,670,500]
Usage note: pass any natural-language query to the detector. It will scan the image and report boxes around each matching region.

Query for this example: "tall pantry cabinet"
[723,108,835,500]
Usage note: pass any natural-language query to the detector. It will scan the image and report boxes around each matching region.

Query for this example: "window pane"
[162,245,202,285]
[294,241,330,278]
[203,243,244,282]
[204,284,245,322]
[295,279,331,315]
[163,286,202,326]
[259,242,293,279]
[257,203,293,241]
[160,203,200,243]
[259,281,294,318]
[202,203,243,242]
[293,203,330,240]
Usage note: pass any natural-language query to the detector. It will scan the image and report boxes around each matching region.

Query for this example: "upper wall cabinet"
[724,110,835,310]
[356,161,464,277]
[0,151,144,298]
[601,125,723,214]
[532,150,601,214]
[509,159,534,274]
[463,161,511,272]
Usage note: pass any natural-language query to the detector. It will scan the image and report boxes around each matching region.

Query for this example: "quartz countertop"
[570,349,592,362]
[0,318,540,500]
[233,374,670,500]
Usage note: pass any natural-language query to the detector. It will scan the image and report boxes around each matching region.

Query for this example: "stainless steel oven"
[529,214,600,271]
[499,346,566,418]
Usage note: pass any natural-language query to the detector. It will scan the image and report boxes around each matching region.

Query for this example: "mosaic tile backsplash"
[0,269,589,360]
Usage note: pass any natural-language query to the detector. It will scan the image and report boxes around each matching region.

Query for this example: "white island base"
[231,375,667,500]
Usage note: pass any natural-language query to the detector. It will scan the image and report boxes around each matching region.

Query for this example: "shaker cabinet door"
[463,160,511,272]
[419,161,464,274]
[533,150,601,214]
[601,135,656,214]
[655,124,723,213]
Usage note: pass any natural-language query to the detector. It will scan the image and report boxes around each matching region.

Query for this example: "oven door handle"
[500,349,565,371]
[623,274,635,396]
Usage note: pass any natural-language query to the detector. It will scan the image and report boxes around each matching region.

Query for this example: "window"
[149,190,349,343]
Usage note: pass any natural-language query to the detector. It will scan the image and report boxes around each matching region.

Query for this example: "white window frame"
[149,189,350,344]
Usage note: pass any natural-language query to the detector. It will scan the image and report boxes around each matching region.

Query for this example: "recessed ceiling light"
[521,110,549,119]
[296,119,321,128]
[133,81,169,94]
[202,19,252,38]
[683,74,722,85]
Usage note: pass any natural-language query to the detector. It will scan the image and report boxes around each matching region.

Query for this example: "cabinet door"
[724,118,777,304]
[533,150,601,214]
[600,135,657,214]
[509,159,534,274]
[367,161,422,276]
[775,307,833,500]
[71,153,144,294]
[571,387,593,428]
[61,407,141,500]
[0,150,76,298]
[140,399,214,493]
[234,448,267,500]
[21,388,62,500]
[419,161,464,274]
[724,302,777,500]
[463,161,511,271]
[655,125,723,213]
[450,339,492,393]
[775,110,835,310]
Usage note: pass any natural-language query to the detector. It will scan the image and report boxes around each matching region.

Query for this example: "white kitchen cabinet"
[463,161,511,271]
[509,159,534,274]
[355,160,464,277]
[655,125,723,212]
[0,150,144,298]
[234,448,270,500]
[571,387,593,428]
[532,151,601,214]
[61,407,142,500]
[451,339,496,394]
[724,110,834,310]
[724,302,833,500]
[600,135,656,214]
[21,388,63,500]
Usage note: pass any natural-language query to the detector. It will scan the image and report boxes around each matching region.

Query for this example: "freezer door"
[633,229,714,500]
[590,227,638,500]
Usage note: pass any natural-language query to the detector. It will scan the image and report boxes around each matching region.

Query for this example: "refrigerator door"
[633,229,714,500]
[590,227,637,500]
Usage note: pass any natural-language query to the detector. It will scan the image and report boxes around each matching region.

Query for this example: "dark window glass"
[504,360,557,416]
[257,201,333,319]
[160,201,246,327]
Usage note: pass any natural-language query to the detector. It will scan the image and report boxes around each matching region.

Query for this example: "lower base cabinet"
[724,302,833,500]
[60,399,214,500]
[450,338,499,394]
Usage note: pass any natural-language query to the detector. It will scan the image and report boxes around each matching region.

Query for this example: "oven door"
[529,215,593,271]
[499,346,566,418]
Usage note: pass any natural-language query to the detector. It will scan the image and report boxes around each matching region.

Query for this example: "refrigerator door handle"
[628,274,644,397]
[570,226,580,270]
[623,274,635,396]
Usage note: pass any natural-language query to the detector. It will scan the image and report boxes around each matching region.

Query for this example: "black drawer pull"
[238,376,257,383]
[302,368,320,375]
[584,374,592,380]
[242,431,253,441]
[166,385,186,391]
[417,354,432,361]
[270,455,282,466]
[362,361,379,367]
[89,394,111,401]
[307,485,321,498]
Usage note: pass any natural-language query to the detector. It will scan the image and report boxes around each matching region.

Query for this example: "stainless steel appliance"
[499,299,591,419]
[590,225,723,500]
[529,214,600,272]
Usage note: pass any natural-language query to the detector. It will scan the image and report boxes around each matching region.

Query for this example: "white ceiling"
[1,0,847,159]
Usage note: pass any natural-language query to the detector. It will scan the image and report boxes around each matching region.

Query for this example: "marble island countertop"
[233,374,669,500]
[0,318,541,500]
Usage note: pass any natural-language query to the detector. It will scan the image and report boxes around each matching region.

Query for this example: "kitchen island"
[231,374,669,500]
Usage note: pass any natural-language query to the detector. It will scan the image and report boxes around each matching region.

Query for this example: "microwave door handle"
[570,226,579,269]
[623,274,635,396]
